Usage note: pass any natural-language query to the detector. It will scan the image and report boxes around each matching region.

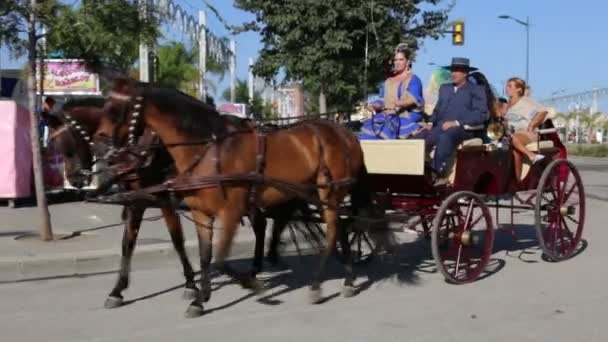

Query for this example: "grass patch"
[566,144,608,157]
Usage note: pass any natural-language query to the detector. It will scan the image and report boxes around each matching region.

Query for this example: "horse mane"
[62,97,106,111]
[141,84,227,138]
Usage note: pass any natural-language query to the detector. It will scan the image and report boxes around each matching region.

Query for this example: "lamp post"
[498,15,530,84]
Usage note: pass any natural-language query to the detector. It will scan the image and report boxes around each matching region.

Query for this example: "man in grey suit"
[416,57,489,186]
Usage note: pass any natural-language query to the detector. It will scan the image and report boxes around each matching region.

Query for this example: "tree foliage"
[46,0,160,72]
[1,0,60,57]
[234,0,452,111]
[1,0,159,73]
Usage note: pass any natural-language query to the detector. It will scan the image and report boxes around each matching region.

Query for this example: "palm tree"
[155,41,229,98]
[579,111,603,143]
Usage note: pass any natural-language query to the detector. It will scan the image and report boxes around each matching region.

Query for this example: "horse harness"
[100,91,356,212]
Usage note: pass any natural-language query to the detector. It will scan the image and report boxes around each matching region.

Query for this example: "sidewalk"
[0,200,266,283]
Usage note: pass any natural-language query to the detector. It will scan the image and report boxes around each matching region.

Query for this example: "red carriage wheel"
[535,159,585,261]
[431,191,494,284]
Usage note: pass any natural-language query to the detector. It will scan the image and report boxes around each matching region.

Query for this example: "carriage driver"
[414,57,489,186]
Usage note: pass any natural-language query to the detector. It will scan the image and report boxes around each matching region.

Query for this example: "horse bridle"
[107,91,146,148]
[48,112,95,148]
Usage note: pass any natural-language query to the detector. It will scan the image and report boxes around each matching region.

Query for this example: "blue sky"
[2,0,606,110]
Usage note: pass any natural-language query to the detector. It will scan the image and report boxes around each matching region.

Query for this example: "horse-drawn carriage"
[47,78,586,317]
[358,124,584,283]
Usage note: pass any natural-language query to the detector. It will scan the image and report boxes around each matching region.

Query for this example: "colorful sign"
[37,59,100,95]
[217,103,247,118]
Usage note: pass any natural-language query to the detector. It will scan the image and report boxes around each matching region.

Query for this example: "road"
[0,157,607,342]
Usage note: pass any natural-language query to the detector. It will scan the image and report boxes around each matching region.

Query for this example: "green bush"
[566,144,608,157]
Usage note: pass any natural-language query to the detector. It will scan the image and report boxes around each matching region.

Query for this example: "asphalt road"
[1,197,605,342]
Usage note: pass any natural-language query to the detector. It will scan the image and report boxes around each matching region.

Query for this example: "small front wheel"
[431,191,494,284]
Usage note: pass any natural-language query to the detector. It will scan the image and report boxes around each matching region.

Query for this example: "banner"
[37,59,100,95]
[217,103,247,118]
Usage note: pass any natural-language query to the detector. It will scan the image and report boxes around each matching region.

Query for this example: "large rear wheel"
[431,191,494,284]
[535,159,585,261]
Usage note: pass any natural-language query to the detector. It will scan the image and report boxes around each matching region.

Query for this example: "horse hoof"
[342,285,356,298]
[309,288,323,304]
[184,304,205,318]
[251,279,266,296]
[182,287,198,301]
[104,296,124,309]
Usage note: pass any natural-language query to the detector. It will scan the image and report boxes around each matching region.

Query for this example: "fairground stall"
[0,60,104,206]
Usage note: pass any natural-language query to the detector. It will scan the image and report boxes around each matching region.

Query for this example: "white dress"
[505,96,547,134]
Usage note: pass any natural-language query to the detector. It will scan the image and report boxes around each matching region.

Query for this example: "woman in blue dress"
[360,44,424,139]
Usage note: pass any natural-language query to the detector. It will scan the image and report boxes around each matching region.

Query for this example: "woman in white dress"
[503,77,548,180]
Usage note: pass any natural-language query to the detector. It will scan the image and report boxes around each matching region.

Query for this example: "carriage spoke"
[465,255,480,278]
[560,215,576,250]
[544,220,557,250]
[560,172,570,199]
[542,193,554,205]
[469,214,484,230]
[563,183,578,203]
[453,244,464,278]
[464,201,475,227]
[550,189,560,204]
[565,214,580,225]
[556,219,567,255]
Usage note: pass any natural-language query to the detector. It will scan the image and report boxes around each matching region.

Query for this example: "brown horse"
[47,98,312,310]
[45,98,199,307]
[96,78,389,318]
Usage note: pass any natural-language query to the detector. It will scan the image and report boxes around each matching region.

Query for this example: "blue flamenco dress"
[359,74,424,140]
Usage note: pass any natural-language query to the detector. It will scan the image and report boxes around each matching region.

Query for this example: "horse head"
[47,99,105,188]
[96,77,227,151]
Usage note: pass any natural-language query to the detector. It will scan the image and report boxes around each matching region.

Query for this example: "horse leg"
[251,209,267,275]
[105,205,144,309]
[184,210,213,318]
[216,208,263,293]
[309,206,340,304]
[267,209,289,267]
[160,206,198,300]
[338,219,356,298]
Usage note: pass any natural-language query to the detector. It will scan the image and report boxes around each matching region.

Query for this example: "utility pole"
[28,0,53,240]
[198,10,207,102]
[248,57,254,102]
[138,0,149,82]
[229,39,236,103]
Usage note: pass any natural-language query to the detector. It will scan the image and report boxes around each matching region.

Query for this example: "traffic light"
[452,21,464,45]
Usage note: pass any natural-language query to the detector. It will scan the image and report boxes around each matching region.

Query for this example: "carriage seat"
[360,139,425,175]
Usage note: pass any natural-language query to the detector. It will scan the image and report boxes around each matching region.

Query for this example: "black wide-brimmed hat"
[443,57,478,72]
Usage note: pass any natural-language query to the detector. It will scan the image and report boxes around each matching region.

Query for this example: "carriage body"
[360,126,585,283]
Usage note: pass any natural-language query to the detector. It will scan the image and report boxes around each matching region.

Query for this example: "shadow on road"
[6,224,588,316]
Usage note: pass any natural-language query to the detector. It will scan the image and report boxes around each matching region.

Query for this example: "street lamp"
[498,15,530,84]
